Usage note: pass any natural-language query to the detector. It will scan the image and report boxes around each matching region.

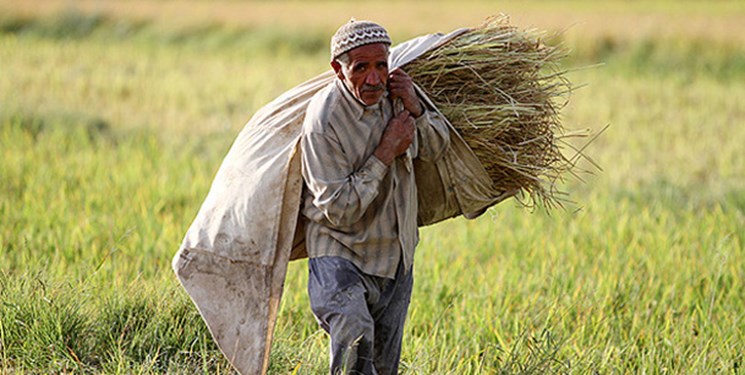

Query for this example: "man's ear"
[331,60,344,80]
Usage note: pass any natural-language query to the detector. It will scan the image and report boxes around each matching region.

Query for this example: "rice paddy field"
[1,0,744,373]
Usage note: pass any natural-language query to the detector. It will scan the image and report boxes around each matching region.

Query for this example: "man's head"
[330,20,391,106]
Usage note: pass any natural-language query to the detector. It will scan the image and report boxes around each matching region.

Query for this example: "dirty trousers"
[308,256,414,375]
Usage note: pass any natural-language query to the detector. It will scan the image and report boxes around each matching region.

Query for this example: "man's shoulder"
[304,80,343,134]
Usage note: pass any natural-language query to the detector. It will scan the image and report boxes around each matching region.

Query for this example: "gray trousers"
[308,256,414,375]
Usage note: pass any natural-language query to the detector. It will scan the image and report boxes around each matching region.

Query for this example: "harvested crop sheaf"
[406,16,585,209]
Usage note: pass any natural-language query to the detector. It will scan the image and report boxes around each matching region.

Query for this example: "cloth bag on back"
[172,28,513,375]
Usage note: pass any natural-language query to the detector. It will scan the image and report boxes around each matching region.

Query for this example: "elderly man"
[300,20,450,374]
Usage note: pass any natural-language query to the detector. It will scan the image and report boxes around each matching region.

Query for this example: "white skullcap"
[330,19,392,60]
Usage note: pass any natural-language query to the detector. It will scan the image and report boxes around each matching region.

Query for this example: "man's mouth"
[361,84,385,93]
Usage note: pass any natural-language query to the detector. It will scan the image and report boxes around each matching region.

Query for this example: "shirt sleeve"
[413,106,450,162]
[301,128,389,228]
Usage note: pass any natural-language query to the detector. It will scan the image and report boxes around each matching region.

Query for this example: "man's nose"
[365,70,381,85]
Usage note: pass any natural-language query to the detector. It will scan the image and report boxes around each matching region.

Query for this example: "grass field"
[1,1,744,373]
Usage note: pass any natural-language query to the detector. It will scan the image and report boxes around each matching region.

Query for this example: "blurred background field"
[1,0,743,373]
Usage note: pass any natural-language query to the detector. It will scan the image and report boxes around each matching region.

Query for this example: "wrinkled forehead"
[346,43,390,64]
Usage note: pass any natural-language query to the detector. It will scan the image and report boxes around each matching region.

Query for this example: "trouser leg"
[370,261,413,375]
[309,257,377,375]
[309,256,414,375]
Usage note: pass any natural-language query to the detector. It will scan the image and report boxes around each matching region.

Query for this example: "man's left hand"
[388,68,423,118]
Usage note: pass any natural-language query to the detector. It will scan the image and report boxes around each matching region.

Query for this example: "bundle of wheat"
[405,16,580,209]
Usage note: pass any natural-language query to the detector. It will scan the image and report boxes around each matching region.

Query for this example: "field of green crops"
[1,1,744,373]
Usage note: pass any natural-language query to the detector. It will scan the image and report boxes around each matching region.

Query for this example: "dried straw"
[405,16,578,209]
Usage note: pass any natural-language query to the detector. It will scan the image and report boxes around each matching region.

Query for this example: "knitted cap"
[330,19,392,60]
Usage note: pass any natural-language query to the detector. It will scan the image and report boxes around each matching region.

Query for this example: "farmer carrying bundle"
[173,17,577,375]
[406,16,573,209]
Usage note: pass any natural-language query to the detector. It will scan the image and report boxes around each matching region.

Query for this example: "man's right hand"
[373,110,415,166]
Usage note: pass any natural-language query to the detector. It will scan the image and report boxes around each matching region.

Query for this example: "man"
[300,20,450,374]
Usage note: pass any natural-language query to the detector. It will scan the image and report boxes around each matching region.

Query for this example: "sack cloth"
[172,28,514,375]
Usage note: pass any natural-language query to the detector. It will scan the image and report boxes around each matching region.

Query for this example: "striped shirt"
[300,78,450,278]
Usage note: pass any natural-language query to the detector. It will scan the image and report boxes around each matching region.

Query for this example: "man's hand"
[373,110,415,166]
[388,68,423,118]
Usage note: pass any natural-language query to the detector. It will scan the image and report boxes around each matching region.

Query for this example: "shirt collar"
[335,79,388,120]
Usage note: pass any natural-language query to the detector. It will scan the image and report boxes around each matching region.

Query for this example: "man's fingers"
[390,111,415,141]
[388,80,408,90]
[388,81,407,89]
[400,115,415,137]
[388,77,413,87]
[388,67,411,79]
[388,67,403,77]
[388,70,414,88]
[395,110,410,120]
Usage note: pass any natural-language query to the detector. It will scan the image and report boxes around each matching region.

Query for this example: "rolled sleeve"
[414,108,450,162]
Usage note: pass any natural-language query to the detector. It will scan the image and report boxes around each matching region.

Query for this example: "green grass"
[2,4,744,374]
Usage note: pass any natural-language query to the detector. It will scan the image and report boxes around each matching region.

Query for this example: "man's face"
[332,43,389,106]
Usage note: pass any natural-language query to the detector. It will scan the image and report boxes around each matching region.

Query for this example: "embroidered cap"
[330,19,392,60]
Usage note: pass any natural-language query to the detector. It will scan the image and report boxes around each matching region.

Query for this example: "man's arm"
[302,111,413,227]
[301,129,387,228]
[413,106,449,162]
[388,68,450,162]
